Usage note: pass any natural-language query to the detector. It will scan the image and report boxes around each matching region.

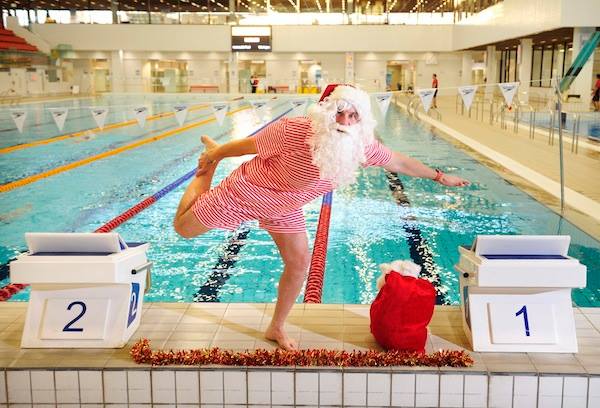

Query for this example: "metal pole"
[571,114,577,153]
[555,81,565,214]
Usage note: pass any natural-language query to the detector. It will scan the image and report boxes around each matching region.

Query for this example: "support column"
[461,51,473,85]
[518,38,532,103]
[111,0,119,24]
[570,27,596,101]
[345,52,354,84]
[110,50,125,93]
[485,45,497,97]
[228,52,239,93]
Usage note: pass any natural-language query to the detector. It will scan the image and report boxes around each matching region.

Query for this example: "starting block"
[456,235,586,353]
[10,233,151,348]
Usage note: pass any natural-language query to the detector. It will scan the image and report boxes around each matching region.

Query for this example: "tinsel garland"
[130,339,473,367]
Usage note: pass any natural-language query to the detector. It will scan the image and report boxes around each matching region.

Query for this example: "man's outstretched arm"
[196,135,257,176]
[383,151,470,187]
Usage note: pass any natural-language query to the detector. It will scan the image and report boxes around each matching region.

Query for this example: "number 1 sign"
[488,303,557,344]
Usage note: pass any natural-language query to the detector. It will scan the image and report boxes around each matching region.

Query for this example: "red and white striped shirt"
[193,117,392,232]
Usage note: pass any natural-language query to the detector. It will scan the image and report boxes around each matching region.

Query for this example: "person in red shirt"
[173,85,469,350]
[592,74,600,111]
[432,73,439,108]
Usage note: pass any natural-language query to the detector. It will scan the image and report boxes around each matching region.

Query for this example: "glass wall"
[530,42,572,88]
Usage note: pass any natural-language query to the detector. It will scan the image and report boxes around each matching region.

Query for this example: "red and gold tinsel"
[130,339,473,367]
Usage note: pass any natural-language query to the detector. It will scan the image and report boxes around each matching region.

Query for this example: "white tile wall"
[103,370,128,404]
[489,375,513,408]
[440,374,463,408]
[538,376,563,408]
[247,371,270,405]
[0,371,6,403]
[152,370,176,404]
[7,370,31,404]
[319,372,342,406]
[415,373,438,408]
[176,371,199,404]
[513,375,538,408]
[296,372,319,405]
[30,370,55,404]
[127,370,151,404]
[271,371,294,405]
[343,373,367,406]
[588,377,600,408]
[391,373,415,407]
[200,370,224,405]
[463,374,487,408]
[55,370,79,404]
[223,371,246,405]
[368,373,391,407]
[562,376,587,408]
[79,370,103,403]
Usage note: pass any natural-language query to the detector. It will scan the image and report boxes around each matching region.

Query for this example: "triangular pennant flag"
[458,85,478,111]
[133,106,149,128]
[49,108,69,132]
[10,109,27,133]
[173,104,188,126]
[374,93,392,117]
[290,98,307,115]
[250,100,268,113]
[90,107,109,129]
[498,82,519,107]
[416,88,436,113]
[211,102,229,126]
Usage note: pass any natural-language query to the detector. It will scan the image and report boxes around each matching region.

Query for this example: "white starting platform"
[10,233,151,348]
[456,235,586,353]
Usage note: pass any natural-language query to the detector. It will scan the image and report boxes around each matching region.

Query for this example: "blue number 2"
[515,305,530,337]
[63,301,86,332]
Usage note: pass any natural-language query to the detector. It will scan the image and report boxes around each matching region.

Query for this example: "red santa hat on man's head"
[317,83,376,131]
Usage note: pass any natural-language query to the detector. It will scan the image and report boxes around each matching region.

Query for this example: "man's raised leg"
[173,135,219,238]
[265,231,310,350]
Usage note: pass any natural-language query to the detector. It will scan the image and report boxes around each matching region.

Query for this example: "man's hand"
[438,174,470,187]
[196,135,220,177]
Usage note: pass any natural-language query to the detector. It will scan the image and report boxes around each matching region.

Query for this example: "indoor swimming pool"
[1,94,599,306]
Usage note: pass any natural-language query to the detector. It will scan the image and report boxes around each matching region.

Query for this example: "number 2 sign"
[41,298,110,340]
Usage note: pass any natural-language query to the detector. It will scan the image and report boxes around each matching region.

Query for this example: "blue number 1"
[515,305,530,336]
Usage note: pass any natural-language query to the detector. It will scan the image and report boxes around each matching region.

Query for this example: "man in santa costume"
[174,84,469,350]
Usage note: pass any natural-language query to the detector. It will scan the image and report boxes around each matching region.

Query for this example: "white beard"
[307,111,371,188]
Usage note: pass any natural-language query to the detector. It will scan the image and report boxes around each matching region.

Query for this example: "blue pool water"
[1,94,599,306]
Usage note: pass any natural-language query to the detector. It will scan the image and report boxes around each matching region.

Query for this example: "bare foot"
[201,134,219,150]
[265,325,298,351]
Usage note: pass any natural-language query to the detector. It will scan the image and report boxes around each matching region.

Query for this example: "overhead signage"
[231,26,272,52]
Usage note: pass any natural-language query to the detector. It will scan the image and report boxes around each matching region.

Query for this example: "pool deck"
[0,301,599,375]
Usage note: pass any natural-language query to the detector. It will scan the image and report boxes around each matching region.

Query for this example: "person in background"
[432,73,439,108]
[173,85,470,350]
[251,75,259,94]
[592,74,600,112]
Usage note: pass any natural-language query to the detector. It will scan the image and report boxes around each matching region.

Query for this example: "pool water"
[1,94,599,306]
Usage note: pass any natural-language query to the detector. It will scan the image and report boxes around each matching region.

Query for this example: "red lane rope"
[304,193,332,303]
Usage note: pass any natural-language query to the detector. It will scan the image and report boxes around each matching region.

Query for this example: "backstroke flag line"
[49,108,69,132]
[417,88,436,113]
[10,110,27,133]
[458,85,478,111]
[498,82,519,107]
[211,102,229,126]
[173,105,189,127]
[91,107,109,129]
[374,93,392,117]
[133,106,149,128]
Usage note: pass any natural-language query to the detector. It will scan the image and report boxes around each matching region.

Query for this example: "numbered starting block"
[456,235,586,353]
[10,233,151,348]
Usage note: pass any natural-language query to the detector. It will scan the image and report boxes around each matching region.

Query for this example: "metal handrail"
[570,113,581,153]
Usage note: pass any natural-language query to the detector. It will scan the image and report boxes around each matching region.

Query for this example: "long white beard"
[307,113,370,188]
